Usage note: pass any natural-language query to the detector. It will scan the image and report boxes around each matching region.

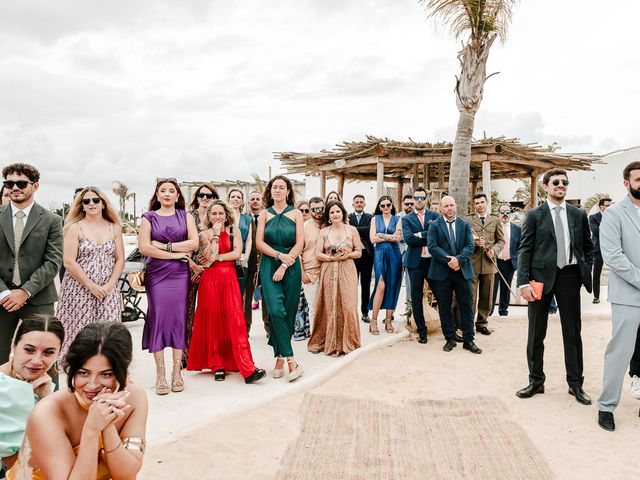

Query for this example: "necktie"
[447,220,457,255]
[500,223,510,260]
[356,213,362,224]
[417,213,427,256]
[480,216,485,225]
[253,214,259,226]
[13,210,26,285]
[554,206,567,268]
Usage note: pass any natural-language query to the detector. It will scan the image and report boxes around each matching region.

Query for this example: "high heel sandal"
[287,358,303,382]
[385,319,395,333]
[273,356,285,379]
[171,359,184,393]
[369,321,380,335]
[155,360,169,396]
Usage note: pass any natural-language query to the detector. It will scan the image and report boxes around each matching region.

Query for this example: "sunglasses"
[3,180,33,189]
[380,203,392,208]
[157,177,177,184]
[82,197,102,205]
[403,202,414,206]
[299,208,310,214]
[311,206,325,213]
[551,179,569,187]
[499,210,510,214]
[413,196,426,201]
[197,192,215,199]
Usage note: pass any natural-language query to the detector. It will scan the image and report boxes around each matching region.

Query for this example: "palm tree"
[420,0,518,213]
[513,177,546,207]
[251,173,265,193]
[112,181,129,220]
[583,192,610,215]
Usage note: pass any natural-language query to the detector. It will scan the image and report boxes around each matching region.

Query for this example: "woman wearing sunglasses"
[368,196,403,335]
[294,200,311,341]
[181,183,219,368]
[56,187,124,363]
[227,189,253,298]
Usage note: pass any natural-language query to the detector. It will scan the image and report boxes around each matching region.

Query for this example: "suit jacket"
[600,196,640,306]
[464,213,505,275]
[589,211,602,254]
[0,202,63,305]
[247,214,260,272]
[427,217,475,281]
[401,209,439,269]
[503,222,522,269]
[349,212,374,258]
[517,202,594,294]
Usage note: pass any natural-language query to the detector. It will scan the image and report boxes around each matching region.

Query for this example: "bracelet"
[281,264,288,269]
[103,442,122,455]
[168,242,172,252]
[275,252,281,260]
[123,437,146,454]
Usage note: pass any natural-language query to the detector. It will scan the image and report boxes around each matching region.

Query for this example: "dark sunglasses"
[157,177,177,184]
[403,202,414,206]
[299,208,310,213]
[197,192,215,199]
[82,197,101,205]
[551,179,569,187]
[380,203,392,208]
[413,196,426,201]
[3,180,33,189]
[498,210,511,214]
[311,206,325,213]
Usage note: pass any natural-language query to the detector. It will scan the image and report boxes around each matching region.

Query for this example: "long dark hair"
[13,315,65,347]
[188,183,219,211]
[323,200,347,226]
[263,175,295,208]
[374,195,396,216]
[148,178,186,211]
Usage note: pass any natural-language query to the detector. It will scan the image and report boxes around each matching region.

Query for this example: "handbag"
[230,231,245,279]
[127,254,147,292]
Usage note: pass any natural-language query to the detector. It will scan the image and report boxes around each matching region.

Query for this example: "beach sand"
[139,310,639,479]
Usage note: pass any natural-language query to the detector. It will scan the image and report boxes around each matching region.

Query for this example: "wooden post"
[471,181,478,200]
[438,162,445,188]
[320,171,327,199]
[482,160,491,212]
[376,159,384,199]
[423,163,429,189]
[412,165,419,190]
[530,173,538,209]
[337,174,345,199]
[397,178,404,210]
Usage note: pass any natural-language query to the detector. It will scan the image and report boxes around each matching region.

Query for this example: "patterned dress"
[57,223,122,362]
[182,210,205,367]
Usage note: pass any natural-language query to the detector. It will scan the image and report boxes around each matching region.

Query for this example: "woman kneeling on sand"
[7,322,148,480]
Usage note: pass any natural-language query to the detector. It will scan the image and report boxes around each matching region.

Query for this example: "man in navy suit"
[348,194,374,323]
[589,197,612,303]
[427,195,482,354]
[401,187,439,344]
[491,203,522,316]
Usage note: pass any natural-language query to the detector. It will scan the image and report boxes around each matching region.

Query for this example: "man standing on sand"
[516,168,594,405]
[589,197,612,304]
[398,194,415,298]
[597,162,640,431]
[0,163,63,362]
[301,197,324,326]
[349,194,374,323]
[465,193,505,335]
[245,190,270,336]
[427,195,482,354]
[491,204,521,317]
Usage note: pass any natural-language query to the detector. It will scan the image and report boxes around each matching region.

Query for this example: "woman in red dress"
[186,200,266,384]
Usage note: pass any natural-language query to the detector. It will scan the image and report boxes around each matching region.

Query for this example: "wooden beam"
[529,174,538,209]
[337,174,345,199]
[412,164,419,190]
[397,178,404,211]
[438,163,445,188]
[424,163,430,189]
[482,161,491,212]
[471,181,478,200]
[376,160,384,199]
[320,171,327,199]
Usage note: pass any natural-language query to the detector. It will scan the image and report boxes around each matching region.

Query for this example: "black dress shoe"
[418,333,428,344]
[598,411,615,431]
[454,333,464,343]
[443,339,457,352]
[516,383,545,398]
[568,386,592,405]
[463,341,482,354]
[245,368,266,384]
[214,369,225,381]
[476,326,491,336]
[499,312,508,316]
[593,298,600,304]
[361,315,371,323]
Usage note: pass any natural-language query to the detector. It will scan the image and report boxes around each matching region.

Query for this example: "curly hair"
[2,163,40,183]
[203,199,235,228]
[262,175,295,208]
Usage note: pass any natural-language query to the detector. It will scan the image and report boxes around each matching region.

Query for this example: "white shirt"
[10,201,34,229]
[546,199,576,266]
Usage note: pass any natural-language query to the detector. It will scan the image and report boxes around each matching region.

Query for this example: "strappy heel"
[287,358,303,382]
[369,321,380,335]
[273,356,285,379]
[155,360,169,396]
[171,359,184,393]
[385,319,395,333]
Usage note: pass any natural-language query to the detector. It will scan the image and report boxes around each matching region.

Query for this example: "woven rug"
[275,394,553,480]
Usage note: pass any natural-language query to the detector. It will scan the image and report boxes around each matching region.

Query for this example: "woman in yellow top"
[8,322,148,480]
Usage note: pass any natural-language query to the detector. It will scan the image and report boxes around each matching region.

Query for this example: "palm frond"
[251,173,265,193]
[583,192,610,214]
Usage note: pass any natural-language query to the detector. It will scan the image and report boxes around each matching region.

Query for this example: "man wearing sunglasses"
[0,163,63,363]
[301,197,325,325]
[491,204,521,317]
[246,190,270,336]
[348,194,374,323]
[398,194,416,302]
[516,168,594,405]
[589,197,612,304]
[401,187,439,344]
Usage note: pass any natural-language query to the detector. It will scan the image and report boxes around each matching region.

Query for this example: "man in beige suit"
[465,193,505,335]
[0,163,63,362]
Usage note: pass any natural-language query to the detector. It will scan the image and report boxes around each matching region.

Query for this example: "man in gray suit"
[597,161,640,431]
[0,163,63,362]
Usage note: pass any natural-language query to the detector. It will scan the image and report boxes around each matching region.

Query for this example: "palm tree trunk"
[449,109,476,214]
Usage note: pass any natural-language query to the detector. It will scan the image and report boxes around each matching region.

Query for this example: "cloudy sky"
[1,0,638,209]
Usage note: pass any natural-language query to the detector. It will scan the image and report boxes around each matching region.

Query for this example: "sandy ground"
[136,284,639,480]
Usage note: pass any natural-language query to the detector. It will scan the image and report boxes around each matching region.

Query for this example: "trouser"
[492,259,515,315]
[430,271,474,342]
[0,302,55,363]
[598,304,640,412]
[628,324,640,378]
[593,253,603,300]
[472,272,495,327]
[408,258,432,336]
[302,281,320,327]
[354,251,373,317]
[526,265,583,387]
[244,269,270,335]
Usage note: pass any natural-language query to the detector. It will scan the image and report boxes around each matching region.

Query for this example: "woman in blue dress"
[228,188,253,298]
[368,195,402,335]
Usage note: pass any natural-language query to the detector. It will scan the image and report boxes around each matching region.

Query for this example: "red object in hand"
[529,280,544,301]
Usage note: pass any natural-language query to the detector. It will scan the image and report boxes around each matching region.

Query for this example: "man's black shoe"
[476,326,491,336]
[516,383,545,399]
[245,368,266,384]
[593,298,600,304]
[443,339,456,352]
[361,315,370,323]
[463,341,482,354]
[418,333,428,344]
[568,386,592,405]
[454,333,464,343]
[598,411,615,431]
[499,312,508,316]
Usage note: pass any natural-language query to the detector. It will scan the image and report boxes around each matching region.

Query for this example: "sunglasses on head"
[197,192,215,199]
[157,177,177,184]
[380,203,392,208]
[311,206,325,213]
[82,197,101,205]
[551,179,569,187]
[3,180,33,189]
[413,196,426,201]
[299,208,310,213]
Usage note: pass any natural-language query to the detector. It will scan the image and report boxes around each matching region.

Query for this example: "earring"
[328,219,332,224]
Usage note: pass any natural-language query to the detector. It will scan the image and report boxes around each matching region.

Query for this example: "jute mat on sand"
[275,394,553,480]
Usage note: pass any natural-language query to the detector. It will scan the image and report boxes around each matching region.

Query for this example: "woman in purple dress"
[138,178,198,395]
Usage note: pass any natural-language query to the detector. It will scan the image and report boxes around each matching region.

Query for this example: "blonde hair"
[203,200,235,228]
[64,186,120,234]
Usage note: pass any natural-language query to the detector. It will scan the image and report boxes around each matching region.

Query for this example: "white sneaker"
[631,375,640,399]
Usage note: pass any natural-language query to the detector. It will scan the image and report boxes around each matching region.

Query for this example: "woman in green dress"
[256,175,304,382]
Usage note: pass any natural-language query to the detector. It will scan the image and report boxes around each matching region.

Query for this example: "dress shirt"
[10,201,34,229]
[499,222,510,260]
[546,199,576,265]
[302,219,322,283]
[414,210,432,258]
